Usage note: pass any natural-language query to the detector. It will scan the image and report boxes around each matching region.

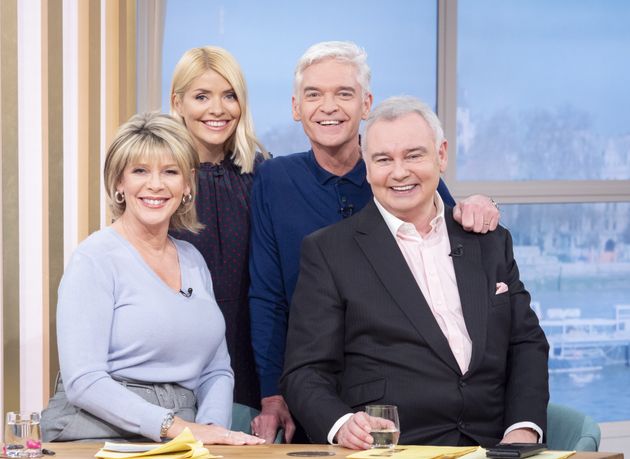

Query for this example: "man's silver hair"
[363,96,444,152]
[293,41,371,99]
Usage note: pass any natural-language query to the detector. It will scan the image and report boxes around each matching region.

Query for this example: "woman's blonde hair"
[103,112,202,233]
[170,46,268,173]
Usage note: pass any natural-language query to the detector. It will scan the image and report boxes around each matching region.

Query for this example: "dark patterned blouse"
[175,153,264,409]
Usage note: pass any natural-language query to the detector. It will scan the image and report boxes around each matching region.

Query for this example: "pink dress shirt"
[327,194,542,444]
[375,195,472,374]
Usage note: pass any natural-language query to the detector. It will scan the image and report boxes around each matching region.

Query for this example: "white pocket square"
[495,282,508,294]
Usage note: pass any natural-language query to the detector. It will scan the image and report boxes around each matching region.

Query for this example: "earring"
[114,191,125,204]
[182,193,193,205]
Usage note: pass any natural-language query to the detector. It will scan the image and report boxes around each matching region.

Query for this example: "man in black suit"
[281,96,549,449]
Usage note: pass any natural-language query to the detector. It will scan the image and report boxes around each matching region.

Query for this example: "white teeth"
[143,198,165,205]
[319,120,340,126]
[392,185,415,191]
[205,120,228,127]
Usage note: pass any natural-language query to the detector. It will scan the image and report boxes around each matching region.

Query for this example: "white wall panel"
[17,0,44,412]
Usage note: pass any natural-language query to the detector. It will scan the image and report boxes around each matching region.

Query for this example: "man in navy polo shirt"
[248,41,500,444]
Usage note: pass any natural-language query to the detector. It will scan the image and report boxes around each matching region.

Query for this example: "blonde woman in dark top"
[170,46,269,413]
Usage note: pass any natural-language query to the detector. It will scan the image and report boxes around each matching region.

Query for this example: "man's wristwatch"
[160,412,175,438]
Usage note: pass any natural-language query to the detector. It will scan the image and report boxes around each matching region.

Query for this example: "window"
[457,0,630,181]
[502,202,630,422]
[160,0,630,424]
[457,0,630,422]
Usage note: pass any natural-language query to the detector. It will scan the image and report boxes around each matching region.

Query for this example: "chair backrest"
[231,403,260,435]
[546,403,601,451]
[230,403,284,443]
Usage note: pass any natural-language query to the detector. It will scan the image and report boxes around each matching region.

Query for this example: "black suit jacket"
[280,201,549,446]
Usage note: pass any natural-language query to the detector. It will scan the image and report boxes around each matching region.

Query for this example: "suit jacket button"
[459,380,466,387]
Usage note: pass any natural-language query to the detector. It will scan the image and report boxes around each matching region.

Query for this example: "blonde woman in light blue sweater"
[41,112,263,446]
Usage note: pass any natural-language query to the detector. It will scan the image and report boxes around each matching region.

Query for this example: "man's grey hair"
[362,96,445,153]
[293,41,371,99]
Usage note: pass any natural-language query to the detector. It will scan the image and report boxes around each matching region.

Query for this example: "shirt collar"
[374,192,446,238]
[307,150,366,186]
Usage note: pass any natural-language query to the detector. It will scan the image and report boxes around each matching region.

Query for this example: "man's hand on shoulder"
[251,395,296,444]
[501,427,539,444]
[453,194,500,234]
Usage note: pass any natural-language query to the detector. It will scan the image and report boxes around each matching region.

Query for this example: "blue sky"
[161,0,630,140]
[161,0,437,136]
[458,0,630,136]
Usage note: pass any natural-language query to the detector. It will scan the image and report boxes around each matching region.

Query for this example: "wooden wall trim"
[136,0,165,113]
[105,0,136,147]
[77,0,101,241]
[43,0,63,401]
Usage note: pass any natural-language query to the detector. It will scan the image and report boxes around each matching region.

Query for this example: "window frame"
[436,0,630,204]
[436,0,630,439]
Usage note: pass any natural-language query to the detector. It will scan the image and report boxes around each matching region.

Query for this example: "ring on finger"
[225,430,232,438]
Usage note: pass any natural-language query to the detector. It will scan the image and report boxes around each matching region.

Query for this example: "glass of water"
[365,405,400,449]
[3,412,42,458]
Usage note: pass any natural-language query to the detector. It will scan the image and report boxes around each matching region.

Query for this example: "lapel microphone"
[449,244,464,257]
[339,203,354,218]
[179,288,193,298]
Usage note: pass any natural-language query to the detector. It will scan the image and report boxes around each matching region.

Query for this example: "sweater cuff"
[260,373,281,398]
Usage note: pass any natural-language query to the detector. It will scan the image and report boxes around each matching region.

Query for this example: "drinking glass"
[365,404,400,449]
[3,412,42,458]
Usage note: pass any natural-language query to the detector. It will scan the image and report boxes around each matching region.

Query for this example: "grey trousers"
[40,375,197,442]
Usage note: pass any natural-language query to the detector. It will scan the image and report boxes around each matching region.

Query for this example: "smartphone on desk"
[486,443,547,459]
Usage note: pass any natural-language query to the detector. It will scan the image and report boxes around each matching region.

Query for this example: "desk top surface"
[43,443,625,459]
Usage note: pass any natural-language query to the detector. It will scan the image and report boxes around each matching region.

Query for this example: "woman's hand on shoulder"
[168,416,265,445]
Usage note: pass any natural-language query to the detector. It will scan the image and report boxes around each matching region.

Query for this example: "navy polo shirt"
[249,150,455,397]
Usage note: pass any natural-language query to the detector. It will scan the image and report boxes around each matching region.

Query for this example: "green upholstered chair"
[546,403,600,451]
[231,403,260,435]
[230,403,283,443]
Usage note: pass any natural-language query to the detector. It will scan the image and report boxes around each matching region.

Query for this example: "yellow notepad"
[94,428,219,459]
[348,445,479,458]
